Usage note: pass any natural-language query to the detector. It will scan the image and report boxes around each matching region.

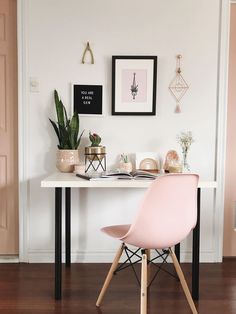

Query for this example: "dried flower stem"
[177,131,194,171]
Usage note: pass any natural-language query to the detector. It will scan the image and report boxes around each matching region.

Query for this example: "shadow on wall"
[28,174,54,251]
[29,173,91,260]
[43,92,57,174]
[74,188,89,261]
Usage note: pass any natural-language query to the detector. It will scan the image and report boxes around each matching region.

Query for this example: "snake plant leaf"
[63,105,70,127]
[54,90,65,128]
[58,124,70,149]
[67,124,72,149]
[76,129,85,148]
[69,113,79,149]
[49,118,61,147]
[50,90,84,150]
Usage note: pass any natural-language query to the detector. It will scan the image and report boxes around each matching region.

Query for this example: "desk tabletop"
[41,172,217,189]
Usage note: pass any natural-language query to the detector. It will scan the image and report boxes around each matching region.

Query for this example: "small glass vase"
[182,151,190,172]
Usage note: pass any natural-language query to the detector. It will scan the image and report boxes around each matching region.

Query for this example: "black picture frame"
[112,56,157,116]
[73,84,103,116]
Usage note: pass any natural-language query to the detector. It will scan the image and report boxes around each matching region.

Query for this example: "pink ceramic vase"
[56,150,79,173]
[119,162,133,173]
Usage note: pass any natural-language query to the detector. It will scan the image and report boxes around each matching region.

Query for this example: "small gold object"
[82,42,94,64]
[139,158,159,172]
[85,146,106,161]
[85,146,106,172]
[168,164,183,173]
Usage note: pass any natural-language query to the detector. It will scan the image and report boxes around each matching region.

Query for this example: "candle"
[74,164,86,174]
[168,164,182,173]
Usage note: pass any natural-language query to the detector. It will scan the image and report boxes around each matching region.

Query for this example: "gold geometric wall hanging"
[169,54,189,113]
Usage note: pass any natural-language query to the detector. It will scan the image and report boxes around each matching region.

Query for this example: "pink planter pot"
[119,162,132,173]
[56,150,79,173]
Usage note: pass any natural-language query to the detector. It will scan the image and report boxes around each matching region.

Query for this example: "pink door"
[0,0,18,254]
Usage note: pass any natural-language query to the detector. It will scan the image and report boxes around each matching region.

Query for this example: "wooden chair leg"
[169,247,198,314]
[140,253,147,314]
[96,243,124,307]
[145,249,151,285]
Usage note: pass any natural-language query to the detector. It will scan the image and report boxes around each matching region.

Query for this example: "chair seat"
[101,224,131,239]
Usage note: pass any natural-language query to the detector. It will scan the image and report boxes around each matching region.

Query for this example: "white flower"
[177,131,194,153]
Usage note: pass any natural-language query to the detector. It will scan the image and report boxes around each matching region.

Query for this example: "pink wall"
[223,5,236,256]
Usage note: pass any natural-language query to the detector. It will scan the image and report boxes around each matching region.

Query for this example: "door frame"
[16,0,231,262]
[214,0,231,262]
[18,0,29,262]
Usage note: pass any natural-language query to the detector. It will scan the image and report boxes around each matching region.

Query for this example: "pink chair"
[96,174,199,314]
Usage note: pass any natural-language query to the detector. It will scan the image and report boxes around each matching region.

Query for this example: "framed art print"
[112,56,157,115]
[73,84,103,116]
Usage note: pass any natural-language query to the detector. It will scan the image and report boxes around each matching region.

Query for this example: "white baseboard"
[0,255,19,263]
[27,250,218,263]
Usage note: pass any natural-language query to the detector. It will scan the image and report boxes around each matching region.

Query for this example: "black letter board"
[73,85,103,115]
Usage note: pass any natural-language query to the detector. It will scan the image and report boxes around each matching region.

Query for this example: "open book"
[76,170,160,181]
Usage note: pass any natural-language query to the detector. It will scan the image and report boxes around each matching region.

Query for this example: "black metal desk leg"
[192,188,201,300]
[175,243,180,262]
[65,187,71,267]
[55,187,62,300]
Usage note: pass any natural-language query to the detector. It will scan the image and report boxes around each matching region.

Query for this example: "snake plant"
[49,90,84,149]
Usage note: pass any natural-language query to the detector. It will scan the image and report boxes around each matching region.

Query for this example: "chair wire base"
[113,245,178,288]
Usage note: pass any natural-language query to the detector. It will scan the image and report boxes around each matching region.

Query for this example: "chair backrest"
[120,174,199,249]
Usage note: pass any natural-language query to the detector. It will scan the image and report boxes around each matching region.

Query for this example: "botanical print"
[112,56,157,115]
[131,72,138,100]
[121,69,147,103]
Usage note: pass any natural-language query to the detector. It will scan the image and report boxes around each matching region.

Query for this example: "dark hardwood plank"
[0,260,235,313]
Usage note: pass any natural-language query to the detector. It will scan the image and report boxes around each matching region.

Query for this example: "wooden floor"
[0,259,235,313]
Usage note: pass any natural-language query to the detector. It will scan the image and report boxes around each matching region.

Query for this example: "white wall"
[23,0,222,262]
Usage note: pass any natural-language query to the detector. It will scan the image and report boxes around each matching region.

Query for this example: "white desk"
[41,172,217,189]
[41,172,217,300]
